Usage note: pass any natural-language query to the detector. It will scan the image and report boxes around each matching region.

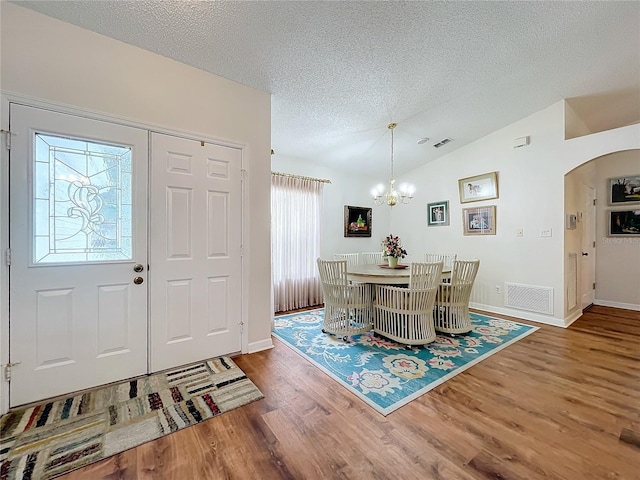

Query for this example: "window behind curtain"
[271,174,323,312]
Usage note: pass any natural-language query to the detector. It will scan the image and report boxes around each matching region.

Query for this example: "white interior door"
[149,133,242,372]
[581,184,596,309]
[9,104,149,407]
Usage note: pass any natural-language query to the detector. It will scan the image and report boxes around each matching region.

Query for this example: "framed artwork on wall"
[462,205,496,235]
[608,209,640,236]
[609,175,640,205]
[427,200,449,226]
[344,205,372,237]
[458,171,499,203]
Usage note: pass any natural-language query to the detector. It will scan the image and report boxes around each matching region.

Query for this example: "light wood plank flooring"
[61,306,640,479]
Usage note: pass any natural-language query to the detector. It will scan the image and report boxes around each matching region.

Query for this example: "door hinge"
[239,320,245,333]
[593,199,596,206]
[592,241,596,248]
[4,361,21,382]
[592,282,596,290]
[241,169,247,180]
[1,129,12,150]
[240,245,244,257]
[5,248,11,266]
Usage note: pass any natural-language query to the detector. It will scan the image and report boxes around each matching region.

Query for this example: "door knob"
[133,263,144,272]
[582,252,589,256]
[133,276,144,285]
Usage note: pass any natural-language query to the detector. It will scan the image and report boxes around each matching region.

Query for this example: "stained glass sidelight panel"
[33,133,133,264]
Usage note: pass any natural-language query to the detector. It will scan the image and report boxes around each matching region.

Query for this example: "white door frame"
[580,184,597,309]
[0,92,250,415]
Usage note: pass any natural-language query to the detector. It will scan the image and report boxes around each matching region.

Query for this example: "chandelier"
[371,123,415,206]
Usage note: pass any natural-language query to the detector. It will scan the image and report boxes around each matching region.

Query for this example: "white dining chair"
[373,261,442,347]
[360,252,384,265]
[317,258,373,341]
[434,259,480,334]
[333,253,360,267]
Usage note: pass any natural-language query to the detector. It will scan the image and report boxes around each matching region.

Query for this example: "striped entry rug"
[0,356,263,480]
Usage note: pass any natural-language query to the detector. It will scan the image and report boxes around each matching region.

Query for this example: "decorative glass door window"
[34,133,133,264]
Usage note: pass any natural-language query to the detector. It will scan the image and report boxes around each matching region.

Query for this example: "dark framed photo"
[458,171,498,203]
[608,209,640,236]
[427,201,449,226]
[609,175,640,205]
[344,205,372,237]
[462,205,496,235]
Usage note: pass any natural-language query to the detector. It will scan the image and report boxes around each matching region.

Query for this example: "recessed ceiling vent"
[433,137,453,148]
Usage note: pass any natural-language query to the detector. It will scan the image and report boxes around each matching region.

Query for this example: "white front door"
[9,104,149,407]
[149,133,242,372]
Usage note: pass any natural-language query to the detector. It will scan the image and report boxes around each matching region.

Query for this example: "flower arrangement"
[382,234,407,258]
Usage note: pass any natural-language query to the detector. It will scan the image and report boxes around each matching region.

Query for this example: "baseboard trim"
[594,300,640,312]
[247,338,274,354]
[563,310,583,328]
[470,302,567,327]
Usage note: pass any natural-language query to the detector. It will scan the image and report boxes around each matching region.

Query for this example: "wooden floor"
[61,306,640,479]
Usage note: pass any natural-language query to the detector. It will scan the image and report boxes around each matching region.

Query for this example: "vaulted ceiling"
[12,1,640,176]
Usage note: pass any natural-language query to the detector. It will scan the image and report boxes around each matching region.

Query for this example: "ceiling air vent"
[433,137,453,148]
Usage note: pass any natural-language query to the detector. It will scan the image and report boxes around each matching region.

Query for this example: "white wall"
[271,155,391,259]
[389,102,639,326]
[0,3,273,380]
[594,150,640,309]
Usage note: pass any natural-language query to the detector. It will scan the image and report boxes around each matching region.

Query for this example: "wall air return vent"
[505,282,554,315]
[433,137,453,148]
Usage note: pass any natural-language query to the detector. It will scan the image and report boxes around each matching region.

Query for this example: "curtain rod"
[271,171,332,184]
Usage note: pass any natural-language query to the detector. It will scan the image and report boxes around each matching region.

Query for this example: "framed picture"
[458,171,499,203]
[344,205,372,237]
[609,175,640,205]
[462,205,496,235]
[608,209,640,236]
[427,200,449,226]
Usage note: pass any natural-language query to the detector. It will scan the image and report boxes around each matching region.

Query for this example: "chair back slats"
[318,258,348,286]
[424,253,457,272]
[316,258,373,338]
[373,285,439,346]
[372,262,442,346]
[409,261,443,289]
[450,259,480,288]
[333,253,360,266]
[360,252,384,265]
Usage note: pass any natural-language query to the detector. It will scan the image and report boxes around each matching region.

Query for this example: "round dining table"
[347,263,411,285]
[347,263,452,285]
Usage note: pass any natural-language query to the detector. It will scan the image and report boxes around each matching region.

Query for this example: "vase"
[388,257,399,268]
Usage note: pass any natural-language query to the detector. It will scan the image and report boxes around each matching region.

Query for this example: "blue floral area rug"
[273,309,538,416]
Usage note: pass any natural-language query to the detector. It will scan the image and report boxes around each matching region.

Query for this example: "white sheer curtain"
[271,173,324,312]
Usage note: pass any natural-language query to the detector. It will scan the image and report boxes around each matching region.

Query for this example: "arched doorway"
[564,149,640,319]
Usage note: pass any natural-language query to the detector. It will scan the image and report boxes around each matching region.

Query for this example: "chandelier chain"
[371,122,414,207]
[390,126,394,181]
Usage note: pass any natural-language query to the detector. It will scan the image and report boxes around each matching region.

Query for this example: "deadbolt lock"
[133,276,144,285]
[133,263,144,272]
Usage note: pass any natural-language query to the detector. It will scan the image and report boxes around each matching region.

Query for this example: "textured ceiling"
[12,1,640,176]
